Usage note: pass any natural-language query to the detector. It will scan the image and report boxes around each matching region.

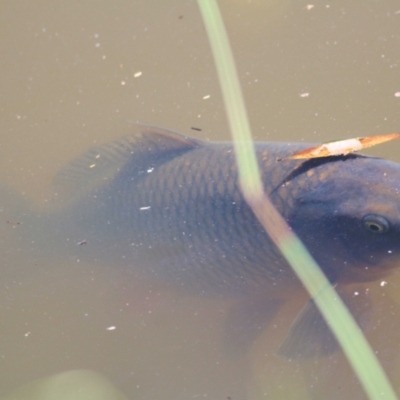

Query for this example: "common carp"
[7,125,400,358]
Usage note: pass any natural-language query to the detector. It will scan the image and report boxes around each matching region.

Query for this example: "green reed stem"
[197,1,398,399]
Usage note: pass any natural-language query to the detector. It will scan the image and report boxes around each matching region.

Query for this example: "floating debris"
[284,132,400,160]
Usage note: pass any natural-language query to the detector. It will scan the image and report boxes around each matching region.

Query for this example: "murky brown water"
[1,1,400,399]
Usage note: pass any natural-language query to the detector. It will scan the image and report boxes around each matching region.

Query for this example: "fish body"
[12,126,400,357]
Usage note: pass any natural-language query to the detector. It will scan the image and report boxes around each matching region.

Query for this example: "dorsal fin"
[52,125,203,202]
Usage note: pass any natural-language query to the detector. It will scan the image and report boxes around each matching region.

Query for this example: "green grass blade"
[197,1,398,399]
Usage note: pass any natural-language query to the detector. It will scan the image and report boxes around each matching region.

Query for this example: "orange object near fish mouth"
[284,132,400,160]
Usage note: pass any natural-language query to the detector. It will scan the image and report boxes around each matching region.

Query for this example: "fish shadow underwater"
[3,124,400,360]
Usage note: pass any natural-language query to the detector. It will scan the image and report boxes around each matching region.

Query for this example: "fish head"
[287,155,400,284]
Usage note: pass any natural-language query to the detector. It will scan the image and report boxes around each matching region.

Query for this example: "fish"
[6,125,400,358]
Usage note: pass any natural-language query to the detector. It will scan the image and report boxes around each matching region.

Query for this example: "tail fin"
[0,183,74,265]
[0,182,40,280]
[0,182,31,242]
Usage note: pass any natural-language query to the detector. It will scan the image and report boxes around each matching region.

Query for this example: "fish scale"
[96,142,284,292]
[137,149,277,284]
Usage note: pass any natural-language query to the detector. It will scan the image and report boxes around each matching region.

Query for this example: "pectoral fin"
[279,287,373,358]
[223,297,284,358]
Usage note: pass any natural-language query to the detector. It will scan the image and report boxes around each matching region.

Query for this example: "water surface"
[1,1,400,399]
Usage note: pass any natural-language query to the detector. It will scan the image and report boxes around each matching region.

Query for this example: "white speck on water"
[203,95,211,100]
[388,250,392,254]
[95,43,100,48]
[307,5,314,10]
[354,291,359,296]
[134,71,142,78]
[94,33,99,39]
[380,281,388,287]
[24,332,31,337]
[106,326,116,331]
[300,92,309,97]
[89,164,96,168]
[395,92,400,97]
[121,81,126,86]
[95,154,100,159]
[147,167,154,173]
[140,206,151,211]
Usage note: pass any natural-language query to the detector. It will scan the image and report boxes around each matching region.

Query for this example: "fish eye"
[362,214,390,234]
